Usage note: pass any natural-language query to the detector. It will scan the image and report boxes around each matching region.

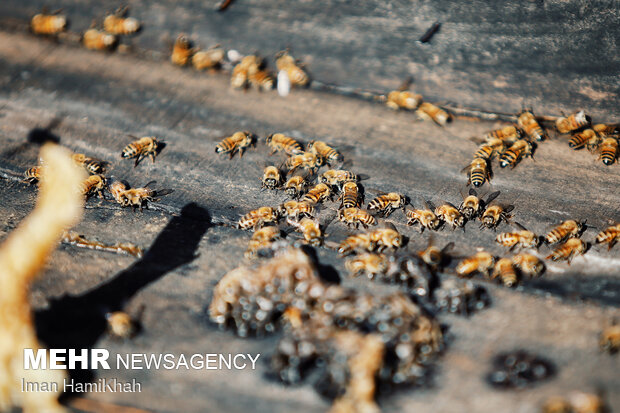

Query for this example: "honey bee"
[405,208,440,232]
[230,55,260,89]
[82,175,106,198]
[215,131,255,159]
[286,217,322,246]
[278,200,315,220]
[546,237,587,263]
[122,136,161,166]
[106,311,136,339]
[511,253,545,278]
[301,183,332,204]
[484,125,522,145]
[367,192,406,217]
[171,34,194,66]
[261,166,282,190]
[284,175,309,199]
[568,392,605,413]
[238,206,279,230]
[249,69,274,91]
[265,133,304,155]
[592,123,620,138]
[275,51,309,87]
[339,181,361,209]
[30,11,67,35]
[284,151,323,174]
[517,110,546,141]
[455,251,495,278]
[568,129,597,150]
[416,102,451,126]
[319,169,357,187]
[369,224,402,252]
[83,28,117,51]
[491,258,518,287]
[459,189,498,220]
[338,233,374,255]
[72,153,107,175]
[117,183,172,210]
[103,7,140,35]
[192,45,226,70]
[480,204,514,230]
[499,139,534,168]
[345,253,388,278]
[108,178,127,204]
[434,202,465,229]
[598,137,618,165]
[586,133,603,153]
[495,222,539,250]
[386,90,422,110]
[245,226,281,259]
[307,140,342,165]
[474,138,505,160]
[545,219,585,245]
[338,207,377,229]
[555,110,589,134]
[599,319,620,354]
[23,166,42,184]
[595,223,620,250]
[462,157,491,187]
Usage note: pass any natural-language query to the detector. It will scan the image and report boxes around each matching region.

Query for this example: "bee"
[192,46,226,70]
[367,192,406,217]
[30,11,67,35]
[108,178,127,204]
[545,219,585,245]
[245,226,281,259]
[215,131,254,159]
[568,129,597,150]
[286,217,322,246]
[284,151,323,174]
[103,7,140,35]
[230,55,260,89]
[307,140,342,164]
[496,223,539,250]
[72,153,107,175]
[511,253,545,278]
[345,253,388,278]
[82,175,106,198]
[105,311,136,339]
[238,207,279,230]
[369,224,402,252]
[491,258,518,287]
[599,319,620,354]
[284,175,309,199]
[406,208,440,232]
[484,125,522,145]
[171,34,194,66]
[434,202,465,229]
[474,138,505,160]
[338,207,377,229]
[462,157,491,187]
[499,139,534,168]
[249,69,274,91]
[555,110,589,134]
[418,240,454,270]
[339,181,361,209]
[416,102,451,126]
[122,136,161,166]
[595,223,620,250]
[82,28,117,51]
[517,110,546,141]
[593,123,620,138]
[338,233,374,255]
[386,90,422,111]
[301,183,332,204]
[459,189,498,220]
[598,137,618,165]
[261,166,282,190]
[568,392,605,413]
[265,133,304,155]
[23,166,42,184]
[275,51,309,87]
[546,238,587,263]
[319,169,357,187]
[117,184,172,210]
[278,200,315,220]
[455,251,495,278]
[542,397,572,413]
[480,204,514,230]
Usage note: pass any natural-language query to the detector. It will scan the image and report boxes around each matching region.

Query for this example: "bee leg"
[149,152,156,163]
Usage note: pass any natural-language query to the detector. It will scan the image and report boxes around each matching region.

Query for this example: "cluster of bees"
[384,85,452,126]
[557,110,620,165]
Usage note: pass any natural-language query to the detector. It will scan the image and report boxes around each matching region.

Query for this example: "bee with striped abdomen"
[546,237,587,264]
[491,258,519,287]
[238,207,279,230]
[598,137,618,165]
[369,223,402,252]
[261,166,282,190]
[245,226,281,259]
[568,129,597,150]
[484,125,521,145]
[418,239,454,270]
[108,178,127,204]
[72,153,107,175]
[266,133,304,155]
[284,175,309,199]
[339,181,361,209]
[338,207,376,229]
[275,51,309,87]
[595,223,620,251]
[600,319,620,354]
[346,253,388,279]
[495,223,539,250]
[307,140,342,165]
[338,233,374,255]
[284,151,323,174]
[249,69,274,91]
[544,219,585,245]
[459,189,498,221]
[103,6,140,35]
[511,253,545,278]
[593,123,620,138]
[434,201,465,229]
[301,183,332,204]
[82,175,106,198]
[117,183,172,211]
[83,27,117,51]
[122,136,161,166]
[31,10,67,35]
[230,55,260,89]
[455,251,495,278]
[319,169,357,187]
[517,110,546,141]
[286,217,322,246]
[192,45,226,70]
[555,110,589,134]
[406,207,441,232]
[171,34,194,66]
[474,138,505,160]
[278,200,315,221]
[23,166,42,184]
[499,139,534,168]
[416,102,451,126]
[480,203,514,230]
[215,131,255,159]
[462,157,491,187]
[386,90,422,111]
[367,192,406,217]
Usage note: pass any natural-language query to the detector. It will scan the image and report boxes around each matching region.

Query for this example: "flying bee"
[474,138,505,160]
[491,258,518,287]
[192,45,226,70]
[284,175,309,199]
[284,151,323,174]
[418,239,454,270]
[338,207,377,229]
[215,131,255,159]
[278,200,315,220]
[82,28,117,51]
[307,140,342,164]
[598,137,618,165]
[546,237,587,264]
[30,11,67,35]
[301,183,331,204]
[105,311,136,339]
[261,166,282,190]
[122,136,161,166]
[593,123,620,138]
[555,110,589,134]
[23,166,42,184]
[405,208,440,232]
[545,219,585,245]
[499,139,534,168]
[275,51,309,86]
[265,133,304,155]
[82,174,106,198]
[484,125,521,145]
[517,110,546,141]
[338,233,374,255]
[480,204,514,230]
[495,223,539,250]
[367,192,406,217]
[249,69,274,91]
[117,183,172,210]
[286,217,322,246]
[369,223,402,252]
[511,253,545,278]
[462,157,491,187]
[386,90,422,110]
[72,153,107,175]
[245,226,281,259]
[455,251,495,278]
[416,102,451,126]
[568,129,597,150]
[599,319,620,354]
[434,202,465,229]
[171,34,194,66]
[103,7,140,35]
[345,253,388,279]
[238,206,279,230]
[595,223,620,251]
[319,169,357,187]
[339,181,361,209]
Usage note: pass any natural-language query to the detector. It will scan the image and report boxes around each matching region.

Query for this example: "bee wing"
[425,199,437,210]
[378,221,398,231]
[154,189,174,197]
[468,188,478,197]
[442,201,459,209]
[460,164,472,175]
[468,136,486,145]
[485,191,501,205]
[143,180,157,188]
[504,205,515,213]
[512,222,528,231]
[397,76,414,92]
[441,242,455,254]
